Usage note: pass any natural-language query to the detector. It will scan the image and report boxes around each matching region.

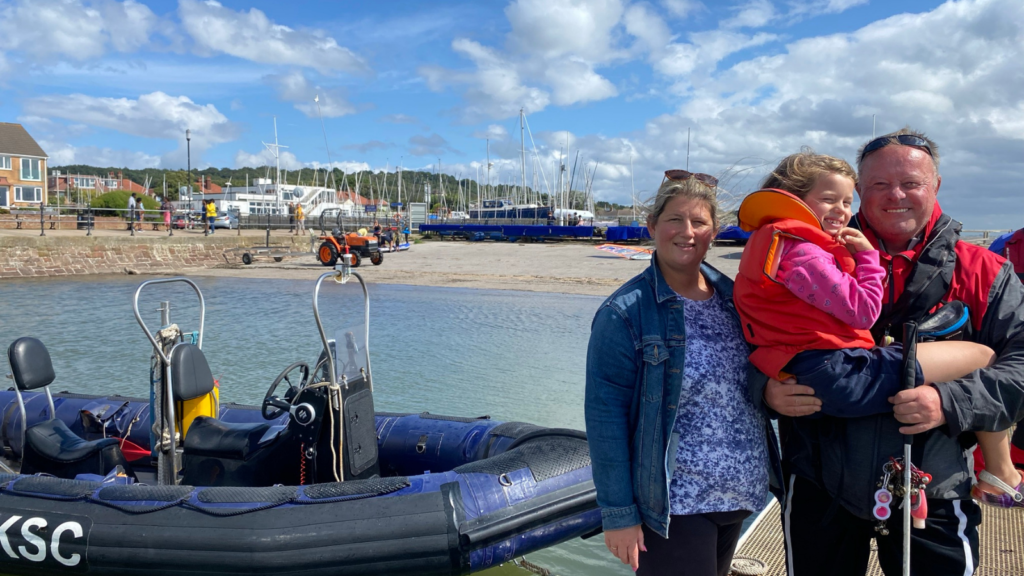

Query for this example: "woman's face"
[647,195,716,273]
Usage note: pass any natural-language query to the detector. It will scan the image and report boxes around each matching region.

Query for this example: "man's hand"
[890,385,946,434]
[604,525,645,571]
[764,377,822,417]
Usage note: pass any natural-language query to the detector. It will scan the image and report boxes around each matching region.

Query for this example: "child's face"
[803,173,855,235]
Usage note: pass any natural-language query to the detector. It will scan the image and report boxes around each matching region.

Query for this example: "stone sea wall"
[0,235,305,278]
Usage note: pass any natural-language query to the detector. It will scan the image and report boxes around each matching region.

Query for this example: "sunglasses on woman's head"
[663,170,718,188]
[859,135,934,163]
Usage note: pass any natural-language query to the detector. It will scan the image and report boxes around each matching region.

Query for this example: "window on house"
[20,158,40,181]
[0,186,8,206]
[0,156,10,170]
[74,177,95,188]
[14,186,41,203]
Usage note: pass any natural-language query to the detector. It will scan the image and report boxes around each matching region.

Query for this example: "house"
[0,123,48,209]
[48,171,152,199]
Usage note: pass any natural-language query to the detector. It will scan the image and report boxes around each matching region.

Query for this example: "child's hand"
[836,227,873,254]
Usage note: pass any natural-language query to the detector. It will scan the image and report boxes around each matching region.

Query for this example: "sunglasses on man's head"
[859,135,934,163]
[663,169,718,188]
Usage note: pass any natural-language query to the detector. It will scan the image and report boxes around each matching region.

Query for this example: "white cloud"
[573,0,1024,229]
[234,148,304,170]
[43,141,161,169]
[264,71,356,118]
[721,0,776,29]
[472,125,509,140]
[178,0,367,74]
[0,0,157,63]
[23,91,236,144]
[421,39,550,121]
[23,91,237,168]
[662,0,704,18]
[504,0,625,62]
[541,58,618,105]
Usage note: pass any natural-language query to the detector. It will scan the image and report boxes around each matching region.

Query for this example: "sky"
[1,0,1022,228]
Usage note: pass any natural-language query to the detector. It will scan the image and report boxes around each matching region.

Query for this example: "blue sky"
[1,0,1022,228]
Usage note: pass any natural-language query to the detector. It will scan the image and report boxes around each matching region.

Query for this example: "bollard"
[266,226,271,248]
[130,206,135,237]
[39,201,45,237]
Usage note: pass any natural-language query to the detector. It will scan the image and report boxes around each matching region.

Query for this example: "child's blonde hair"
[760,149,857,200]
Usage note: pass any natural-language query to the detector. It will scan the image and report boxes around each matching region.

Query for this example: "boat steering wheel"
[263,362,311,421]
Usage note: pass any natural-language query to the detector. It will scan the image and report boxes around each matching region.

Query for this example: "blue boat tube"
[0,391,599,576]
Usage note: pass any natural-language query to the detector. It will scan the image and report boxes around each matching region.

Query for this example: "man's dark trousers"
[783,475,980,576]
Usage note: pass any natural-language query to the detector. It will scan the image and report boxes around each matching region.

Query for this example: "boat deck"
[733,499,1023,575]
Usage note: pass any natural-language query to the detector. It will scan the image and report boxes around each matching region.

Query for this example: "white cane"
[901,321,919,576]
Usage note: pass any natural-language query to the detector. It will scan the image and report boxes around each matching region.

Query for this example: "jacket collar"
[644,252,733,304]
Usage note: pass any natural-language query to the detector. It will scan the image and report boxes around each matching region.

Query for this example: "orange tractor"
[317,227,384,267]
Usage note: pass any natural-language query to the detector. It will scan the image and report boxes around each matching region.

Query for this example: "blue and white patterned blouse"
[668,290,769,516]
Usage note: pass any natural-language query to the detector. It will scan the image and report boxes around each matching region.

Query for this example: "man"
[760,128,1024,575]
[288,202,295,233]
[205,199,217,236]
[127,193,137,231]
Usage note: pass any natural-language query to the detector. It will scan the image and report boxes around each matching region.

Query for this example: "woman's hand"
[604,525,646,571]
[835,227,873,254]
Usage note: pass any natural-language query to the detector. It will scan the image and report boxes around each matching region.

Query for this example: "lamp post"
[186,129,192,229]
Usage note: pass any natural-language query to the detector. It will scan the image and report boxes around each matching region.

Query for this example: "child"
[734,151,1023,507]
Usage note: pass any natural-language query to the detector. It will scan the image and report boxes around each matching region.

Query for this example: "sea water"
[0,275,764,575]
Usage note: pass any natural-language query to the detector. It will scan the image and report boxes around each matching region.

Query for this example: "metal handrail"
[311,264,372,390]
[132,277,206,363]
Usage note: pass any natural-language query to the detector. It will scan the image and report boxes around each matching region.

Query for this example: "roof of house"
[0,123,48,158]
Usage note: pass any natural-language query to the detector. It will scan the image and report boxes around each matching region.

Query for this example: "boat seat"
[171,344,289,486]
[184,417,272,460]
[8,337,134,479]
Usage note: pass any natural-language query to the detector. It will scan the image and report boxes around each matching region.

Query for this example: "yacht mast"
[520,108,527,210]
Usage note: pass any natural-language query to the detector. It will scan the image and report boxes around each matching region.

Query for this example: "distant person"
[288,202,295,233]
[546,211,555,226]
[205,199,217,236]
[585,170,780,576]
[127,193,137,231]
[161,199,173,231]
[295,203,305,236]
[136,201,144,232]
[372,220,382,243]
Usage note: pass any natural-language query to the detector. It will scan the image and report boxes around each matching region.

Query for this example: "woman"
[585,171,782,576]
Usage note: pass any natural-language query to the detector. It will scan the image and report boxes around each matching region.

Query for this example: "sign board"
[409,202,428,231]
[390,202,403,208]
[364,205,377,213]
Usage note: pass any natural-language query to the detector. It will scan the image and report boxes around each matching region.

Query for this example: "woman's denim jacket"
[584,256,784,537]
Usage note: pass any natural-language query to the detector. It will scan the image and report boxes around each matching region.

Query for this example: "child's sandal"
[972,470,1024,509]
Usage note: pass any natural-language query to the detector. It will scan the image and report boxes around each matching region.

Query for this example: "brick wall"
[0,235,306,278]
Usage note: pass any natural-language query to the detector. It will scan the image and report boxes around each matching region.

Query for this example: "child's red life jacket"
[733,190,875,378]
[1004,228,1024,274]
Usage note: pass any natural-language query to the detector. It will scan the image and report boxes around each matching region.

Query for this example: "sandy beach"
[188,238,746,296]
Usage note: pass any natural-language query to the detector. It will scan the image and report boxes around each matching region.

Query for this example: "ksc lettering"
[0,511,90,571]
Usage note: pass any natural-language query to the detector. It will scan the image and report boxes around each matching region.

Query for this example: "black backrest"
[7,337,55,391]
[169,344,215,402]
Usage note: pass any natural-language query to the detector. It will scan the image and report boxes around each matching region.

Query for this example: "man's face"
[857,145,941,252]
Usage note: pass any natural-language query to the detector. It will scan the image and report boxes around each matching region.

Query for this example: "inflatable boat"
[0,268,599,575]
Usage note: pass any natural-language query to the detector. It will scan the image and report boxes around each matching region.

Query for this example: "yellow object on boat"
[178,383,219,439]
